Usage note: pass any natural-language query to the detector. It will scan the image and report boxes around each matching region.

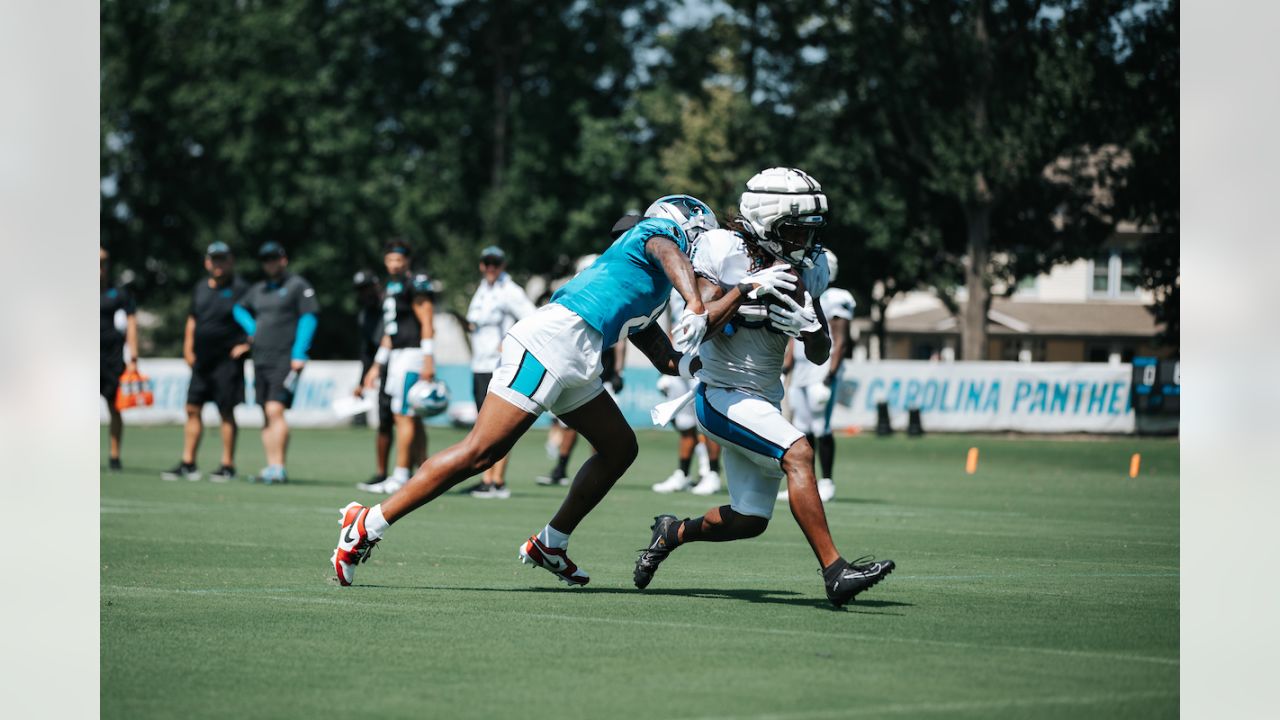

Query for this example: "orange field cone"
[1129,453,1141,478]
[965,447,979,475]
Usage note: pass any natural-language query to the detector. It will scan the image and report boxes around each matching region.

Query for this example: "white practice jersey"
[467,273,537,372]
[789,286,855,388]
[693,229,830,404]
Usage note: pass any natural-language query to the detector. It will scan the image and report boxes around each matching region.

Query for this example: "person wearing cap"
[356,239,436,495]
[458,245,536,498]
[232,241,320,484]
[350,269,394,483]
[163,242,251,482]
[100,246,139,472]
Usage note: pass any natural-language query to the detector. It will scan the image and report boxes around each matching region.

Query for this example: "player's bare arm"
[800,296,832,365]
[413,295,435,381]
[826,314,850,383]
[363,335,391,389]
[694,275,753,335]
[645,236,704,316]
[183,316,197,367]
[126,311,140,372]
[628,323,699,376]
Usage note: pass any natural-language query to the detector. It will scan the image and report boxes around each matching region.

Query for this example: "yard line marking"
[507,611,1179,667]
[690,689,1177,719]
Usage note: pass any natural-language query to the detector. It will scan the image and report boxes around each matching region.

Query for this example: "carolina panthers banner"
[104,359,1138,433]
[832,361,1136,434]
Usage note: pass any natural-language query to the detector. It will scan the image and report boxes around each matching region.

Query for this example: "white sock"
[538,524,570,549]
[391,467,410,482]
[694,442,710,475]
[365,504,390,540]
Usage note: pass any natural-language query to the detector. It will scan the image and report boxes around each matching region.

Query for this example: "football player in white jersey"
[779,250,854,503]
[634,168,894,608]
[652,288,723,495]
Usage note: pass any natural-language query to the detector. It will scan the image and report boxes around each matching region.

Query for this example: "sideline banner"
[832,361,1136,433]
[102,359,1138,433]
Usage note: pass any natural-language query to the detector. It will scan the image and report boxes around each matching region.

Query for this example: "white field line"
[102,585,1177,667]
[690,690,1177,720]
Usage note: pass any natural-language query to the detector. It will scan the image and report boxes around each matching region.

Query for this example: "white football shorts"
[488,303,606,417]
[694,384,804,519]
[385,347,424,417]
[789,382,835,436]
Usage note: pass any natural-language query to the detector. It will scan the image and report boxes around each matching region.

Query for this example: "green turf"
[101,425,1178,719]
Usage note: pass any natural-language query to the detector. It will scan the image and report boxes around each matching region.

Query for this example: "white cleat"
[356,477,405,494]
[331,502,380,587]
[651,470,691,494]
[518,535,590,586]
[778,478,836,503]
[818,478,836,503]
[690,471,721,496]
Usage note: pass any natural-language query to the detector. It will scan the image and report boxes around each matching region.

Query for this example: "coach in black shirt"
[233,241,320,484]
[162,242,249,482]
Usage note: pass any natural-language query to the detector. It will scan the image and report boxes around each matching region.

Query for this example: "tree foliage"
[101,0,1177,358]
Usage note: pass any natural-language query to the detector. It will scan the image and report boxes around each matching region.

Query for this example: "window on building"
[1091,250,1141,298]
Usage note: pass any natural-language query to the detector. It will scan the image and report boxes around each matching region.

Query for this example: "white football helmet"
[644,194,719,249]
[738,167,828,268]
[407,380,450,418]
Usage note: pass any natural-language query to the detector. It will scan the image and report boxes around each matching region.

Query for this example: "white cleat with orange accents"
[518,534,590,586]
[331,502,380,586]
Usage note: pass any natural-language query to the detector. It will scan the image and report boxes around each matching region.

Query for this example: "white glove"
[738,264,798,300]
[767,292,821,338]
[672,309,708,353]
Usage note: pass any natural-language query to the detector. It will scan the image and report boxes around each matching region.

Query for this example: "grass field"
[101,425,1178,719]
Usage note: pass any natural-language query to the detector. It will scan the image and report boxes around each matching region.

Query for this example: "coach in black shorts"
[162,242,249,482]
[233,242,320,484]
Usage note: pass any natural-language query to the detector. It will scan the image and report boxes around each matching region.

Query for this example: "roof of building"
[885,297,1160,338]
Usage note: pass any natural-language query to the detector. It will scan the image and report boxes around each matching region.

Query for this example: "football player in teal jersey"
[331,196,800,587]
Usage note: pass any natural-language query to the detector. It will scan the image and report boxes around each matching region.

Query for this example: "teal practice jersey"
[552,217,689,348]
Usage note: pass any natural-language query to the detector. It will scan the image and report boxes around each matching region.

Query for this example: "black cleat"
[634,514,681,589]
[824,556,895,608]
[108,458,122,472]
[209,465,237,483]
[161,462,200,482]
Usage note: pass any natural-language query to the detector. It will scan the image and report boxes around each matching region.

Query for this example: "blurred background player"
[233,241,320,484]
[163,242,250,482]
[460,245,535,499]
[100,246,139,472]
[652,288,722,495]
[351,269,395,486]
[779,250,854,503]
[357,239,436,495]
[633,168,894,608]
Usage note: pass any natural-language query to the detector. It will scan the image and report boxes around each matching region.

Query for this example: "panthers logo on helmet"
[644,195,719,247]
[738,168,828,268]
[407,380,450,418]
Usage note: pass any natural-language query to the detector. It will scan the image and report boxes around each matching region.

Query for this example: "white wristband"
[419,339,435,355]
[678,353,696,380]
[374,346,390,365]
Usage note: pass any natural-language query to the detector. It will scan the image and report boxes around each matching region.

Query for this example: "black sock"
[708,457,720,473]
[822,557,849,584]
[678,455,692,475]
[553,454,569,479]
[662,519,685,548]
[680,517,704,544]
[816,434,835,479]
